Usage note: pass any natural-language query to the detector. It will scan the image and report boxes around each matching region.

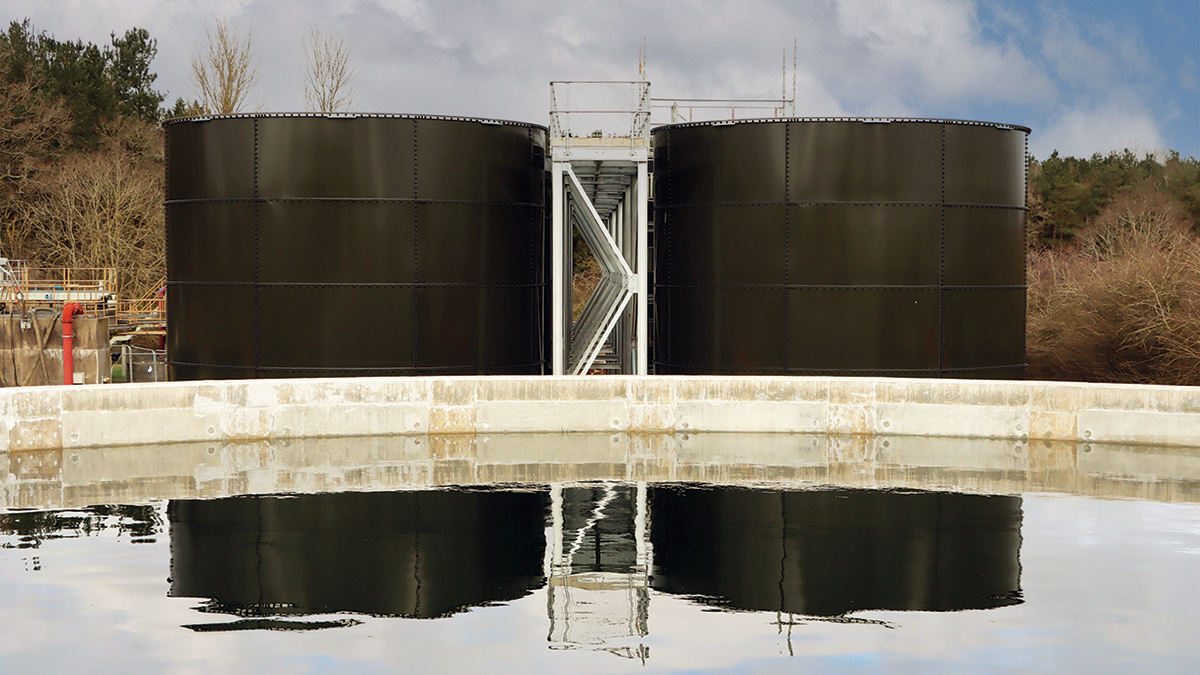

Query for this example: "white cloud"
[1039,3,1154,91]
[0,0,1188,154]
[827,0,1055,108]
[1181,55,1199,93]
[1031,102,1167,159]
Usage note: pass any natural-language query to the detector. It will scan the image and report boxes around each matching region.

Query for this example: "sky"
[2,0,1197,160]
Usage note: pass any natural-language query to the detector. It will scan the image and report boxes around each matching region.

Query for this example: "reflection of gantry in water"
[546,481,651,662]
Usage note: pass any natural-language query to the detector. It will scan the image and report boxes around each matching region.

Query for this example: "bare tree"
[24,121,165,298]
[190,19,260,114]
[0,68,71,258]
[302,26,356,113]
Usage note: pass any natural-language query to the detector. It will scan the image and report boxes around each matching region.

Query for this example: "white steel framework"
[550,81,651,375]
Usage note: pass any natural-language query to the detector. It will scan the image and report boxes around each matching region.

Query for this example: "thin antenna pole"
[781,48,786,117]
[792,39,798,116]
[640,38,647,81]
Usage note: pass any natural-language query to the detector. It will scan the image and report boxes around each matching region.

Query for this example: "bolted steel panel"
[941,288,1027,371]
[166,202,256,283]
[786,288,942,372]
[255,116,417,199]
[788,205,942,286]
[165,117,256,200]
[786,121,944,203]
[943,208,1027,286]
[944,124,1028,206]
[256,201,416,284]
[166,284,255,371]
[165,114,547,379]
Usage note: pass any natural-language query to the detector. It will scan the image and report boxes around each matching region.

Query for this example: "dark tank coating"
[652,118,1029,378]
[168,489,548,619]
[650,485,1024,615]
[165,113,547,379]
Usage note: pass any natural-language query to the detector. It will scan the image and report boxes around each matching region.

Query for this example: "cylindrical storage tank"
[165,114,547,380]
[652,118,1029,378]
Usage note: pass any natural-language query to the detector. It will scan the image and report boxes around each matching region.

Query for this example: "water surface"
[2,433,1199,672]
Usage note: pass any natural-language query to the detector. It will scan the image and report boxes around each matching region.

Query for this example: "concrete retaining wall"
[0,315,109,387]
[2,376,1199,452]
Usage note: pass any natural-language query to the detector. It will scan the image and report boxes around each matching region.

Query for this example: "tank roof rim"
[162,112,548,132]
[651,116,1031,134]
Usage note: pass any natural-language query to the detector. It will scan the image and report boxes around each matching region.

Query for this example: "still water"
[2,433,1200,673]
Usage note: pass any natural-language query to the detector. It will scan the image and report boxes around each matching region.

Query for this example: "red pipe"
[62,303,83,386]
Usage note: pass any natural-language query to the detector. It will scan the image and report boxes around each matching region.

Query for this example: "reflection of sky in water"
[1,490,1199,672]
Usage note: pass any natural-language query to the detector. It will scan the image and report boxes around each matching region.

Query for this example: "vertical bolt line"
[783,123,791,371]
[253,119,260,378]
[938,123,945,377]
[412,121,419,374]
[528,126,537,371]
[163,126,172,370]
[1022,132,1029,373]
[664,129,672,370]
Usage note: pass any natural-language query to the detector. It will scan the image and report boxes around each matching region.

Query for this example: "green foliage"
[108,28,163,122]
[1163,151,1200,227]
[166,97,207,119]
[1029,149,1200,246]
[0,20,165,148]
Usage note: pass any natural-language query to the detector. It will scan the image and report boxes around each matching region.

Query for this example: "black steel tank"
[652,118,1029,378]
[165,114,547,380]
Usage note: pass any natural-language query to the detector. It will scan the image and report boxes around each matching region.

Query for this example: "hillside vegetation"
[0,20,166,299]
[1026,151,1200,384]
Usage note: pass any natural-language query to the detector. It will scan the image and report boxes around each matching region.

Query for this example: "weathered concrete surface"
[1,376,1199,452]
[0,315,109,387]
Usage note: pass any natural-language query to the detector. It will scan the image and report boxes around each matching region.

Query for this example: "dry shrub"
[1078,183,1188,259]
[572,257,602,321]
[0,73,71,254]
[1027,184,1200,384]
[21,120,165,298]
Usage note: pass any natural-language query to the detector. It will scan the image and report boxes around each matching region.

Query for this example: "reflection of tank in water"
[168,489,547,628]
[546,482,650,661]
[649,485,1024,616]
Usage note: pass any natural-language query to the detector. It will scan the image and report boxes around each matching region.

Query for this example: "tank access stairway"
[550,81,651,375]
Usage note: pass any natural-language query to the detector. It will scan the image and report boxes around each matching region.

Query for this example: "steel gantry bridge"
[550,81,651,375]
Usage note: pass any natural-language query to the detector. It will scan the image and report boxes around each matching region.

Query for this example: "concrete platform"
[2,376,1199,451]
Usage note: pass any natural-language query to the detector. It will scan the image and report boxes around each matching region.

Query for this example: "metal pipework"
[61,302,83,385]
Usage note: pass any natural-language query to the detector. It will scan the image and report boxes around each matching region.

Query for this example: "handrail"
[0,263,118,314]
[549,81,652,141]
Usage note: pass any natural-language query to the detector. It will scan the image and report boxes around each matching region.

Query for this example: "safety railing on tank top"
[549,81,652,144]
[649,97,794,125]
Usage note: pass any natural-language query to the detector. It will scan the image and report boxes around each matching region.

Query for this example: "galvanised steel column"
[636,159,649,375]
[552,160,567,374]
